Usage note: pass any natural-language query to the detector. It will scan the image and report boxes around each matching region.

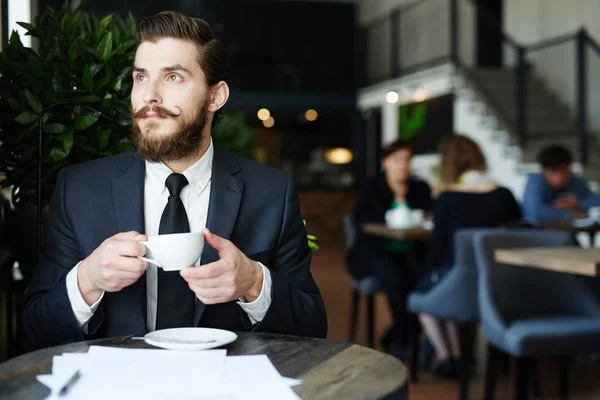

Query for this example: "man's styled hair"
[538,145,573,169]
[135,11,229,123]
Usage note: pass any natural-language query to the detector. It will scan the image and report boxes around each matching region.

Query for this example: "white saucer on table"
[143,327,237,351]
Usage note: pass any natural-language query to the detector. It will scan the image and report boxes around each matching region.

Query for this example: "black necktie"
[155,173,195,330]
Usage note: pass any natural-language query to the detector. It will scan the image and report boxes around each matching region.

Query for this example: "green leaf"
[82,65,94,92]
[98,129,111,151]
[8,98,25,111]
[114,76,123,91]
[68,41,79,63]
[26,54,45,78]
[89,63,103,76]
[99,14,113,31]
[15,111,39,125]
[46,147,68,163]
[24,90,43,113]
[98,32,113,61]
[75,95,101,102]
[16,22,35,32]
[42,123,67,134]
[56,132,74,154]
[307,234,318,240]
[74,114,99,131]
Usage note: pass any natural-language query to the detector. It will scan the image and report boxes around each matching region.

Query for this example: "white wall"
[358,0,475,84]
[503,0,600,138]
[8,0,33,47]
[357,65,529,199]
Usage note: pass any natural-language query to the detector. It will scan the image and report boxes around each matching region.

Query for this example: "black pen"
[58,370,81,397]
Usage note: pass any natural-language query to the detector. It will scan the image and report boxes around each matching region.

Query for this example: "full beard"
[131,105,208,163]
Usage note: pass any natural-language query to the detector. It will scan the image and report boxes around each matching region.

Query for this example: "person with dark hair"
[522,144,600,221]
[348,139,432,354]
[22,11,326,352]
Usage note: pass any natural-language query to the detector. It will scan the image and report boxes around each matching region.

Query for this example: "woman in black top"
[419,134,521,378]
[348,140,432,353]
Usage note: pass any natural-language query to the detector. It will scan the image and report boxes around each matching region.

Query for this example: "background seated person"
[347,139,432,354]
[522,144,600,221]
[416,134,522,378]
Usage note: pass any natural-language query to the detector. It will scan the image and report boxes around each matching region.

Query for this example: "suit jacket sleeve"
[251,176,328,338]
[21,168,104,352]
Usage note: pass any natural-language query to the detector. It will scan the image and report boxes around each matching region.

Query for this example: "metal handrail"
[586,33,600,57]
[455,63,516,133]
[526,32,578,53]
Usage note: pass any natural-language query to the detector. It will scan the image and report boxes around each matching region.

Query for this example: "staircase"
[458,67,600,186]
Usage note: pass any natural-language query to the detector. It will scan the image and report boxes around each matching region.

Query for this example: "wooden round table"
[0,332,407,400]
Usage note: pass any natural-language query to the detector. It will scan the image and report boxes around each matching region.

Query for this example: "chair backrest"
[473,229,600,327]
[342,214,357,249]
[453,228,483,273]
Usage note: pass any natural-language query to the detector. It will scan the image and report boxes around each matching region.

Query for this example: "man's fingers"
[184,277,224,289]
[113,231,146,241]
[115,256,148,274]
[188,284,230,304]
[108,240,147,257]
[180,261,228,279]
[203,229,230,253]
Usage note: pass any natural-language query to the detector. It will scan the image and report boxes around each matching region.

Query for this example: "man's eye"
[136,75,147,82]
[168,74,183,82]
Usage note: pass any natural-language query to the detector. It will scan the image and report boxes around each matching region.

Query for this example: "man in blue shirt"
[522,145,600,221]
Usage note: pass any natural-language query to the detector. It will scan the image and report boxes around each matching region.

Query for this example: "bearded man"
[21,11,327,352]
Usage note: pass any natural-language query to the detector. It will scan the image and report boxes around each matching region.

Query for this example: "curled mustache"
[131,105,181,119]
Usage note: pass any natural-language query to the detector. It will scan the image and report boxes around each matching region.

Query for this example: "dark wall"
[218,0,355,93]
[42,0,355,93]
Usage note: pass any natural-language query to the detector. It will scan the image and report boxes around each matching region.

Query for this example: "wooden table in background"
[0,332,408,400]
[539,220,600,246]
[362,222,432,241]
[495,247,600,277]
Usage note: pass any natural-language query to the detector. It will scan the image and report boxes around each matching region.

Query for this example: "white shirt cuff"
[66,262,105,333]
[236,262,272,324]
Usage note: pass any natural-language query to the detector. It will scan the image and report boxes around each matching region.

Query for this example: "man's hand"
[78,231,148,306]
[553,195,581,211]
[180,229,263,305]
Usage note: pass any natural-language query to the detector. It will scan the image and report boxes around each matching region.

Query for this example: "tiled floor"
[310,244,600,400]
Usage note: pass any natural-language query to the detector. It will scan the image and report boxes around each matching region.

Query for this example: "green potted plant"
[0,2,137,207]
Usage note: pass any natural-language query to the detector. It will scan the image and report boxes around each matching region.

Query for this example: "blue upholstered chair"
[342,214,383,348]
[407,228,492,400]
[473,229,600,400]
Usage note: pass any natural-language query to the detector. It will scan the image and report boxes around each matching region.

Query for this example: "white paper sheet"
[222,355,301,400]
[37,347,302,400]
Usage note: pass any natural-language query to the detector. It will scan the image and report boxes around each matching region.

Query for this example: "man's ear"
[207,81,229,112]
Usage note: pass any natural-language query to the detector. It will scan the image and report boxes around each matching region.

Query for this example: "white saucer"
[143,327,237,351]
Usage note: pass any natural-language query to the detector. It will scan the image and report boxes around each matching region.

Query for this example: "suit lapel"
[195,146,244,325]
[111,153,147,329]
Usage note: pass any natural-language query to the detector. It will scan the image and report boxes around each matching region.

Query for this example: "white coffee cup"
[589,206,600,219]
[138,232,204,271]
[385,207,411,229]
[411,209,424,226]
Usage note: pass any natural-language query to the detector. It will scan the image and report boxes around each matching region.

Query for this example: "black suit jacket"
[22,146,327,352]
[347,174,432,279]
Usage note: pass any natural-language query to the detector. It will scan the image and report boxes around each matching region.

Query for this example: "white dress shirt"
[65,139,272,332]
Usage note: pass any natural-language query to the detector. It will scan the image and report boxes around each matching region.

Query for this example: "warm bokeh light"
[257,108,271,121]
[412,88,428,102]
[324,148,353,164]
[263,116,275,128]
[385,91,399,104]
[305,109,318,122]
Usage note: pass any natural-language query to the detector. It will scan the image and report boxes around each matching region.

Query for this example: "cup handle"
[137,241,161,268]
